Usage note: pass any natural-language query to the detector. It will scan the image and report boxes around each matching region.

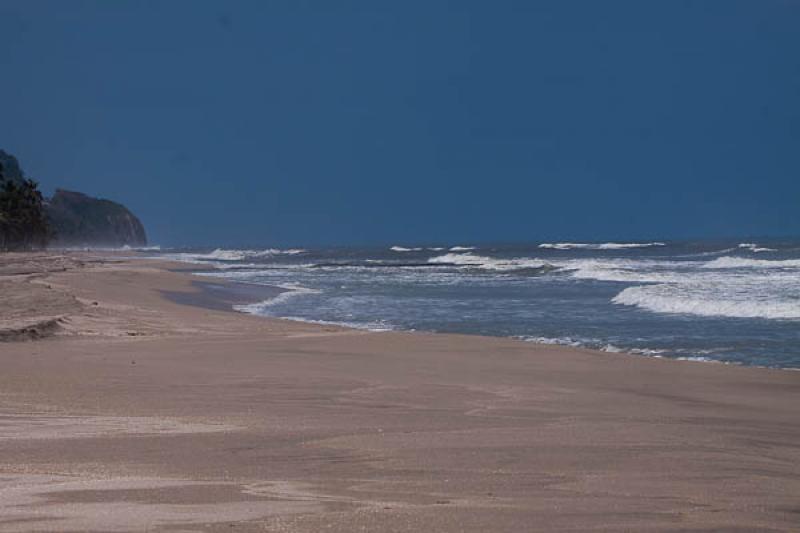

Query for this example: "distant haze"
[1,1,798,246]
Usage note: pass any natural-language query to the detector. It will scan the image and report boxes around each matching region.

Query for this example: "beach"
[1,252,798,532]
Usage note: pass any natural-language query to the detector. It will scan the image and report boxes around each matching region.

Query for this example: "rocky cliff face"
[46,189,147,247]
[1,149,148,248]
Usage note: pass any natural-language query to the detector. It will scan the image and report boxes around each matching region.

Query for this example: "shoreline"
[1,251,798,531]
[180,264,798,371]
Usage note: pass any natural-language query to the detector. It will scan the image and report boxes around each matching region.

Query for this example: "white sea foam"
[163,248,306,264]
[275,316,394,332]
[675,355,716,363]
[519,336,586,347]
[737,243,777,253]
[121,244,162,251]
[424,251,800,321]
[233,283,322,314]
[601,344,625,353]
[203,249,250,261]
[612,284,800,319]
[703,257,800,269]
[449,246,476,251]
[428,253,487,266]
[520,336,669,357]
[60,244,163,252]
[390,246,423,252]
[539,242,665,250]
[557,258,685,283]
[428,253,549,271]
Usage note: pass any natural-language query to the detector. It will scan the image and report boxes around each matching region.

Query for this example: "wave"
[737,243,777,253]
[676,247,737,258]
[539,242,665,250]
[519,336,670,357]
[703,257,800,269]
[198,249,250,261]
[428,253,552,273]
[121,244,162,251]
[59,244,162,252]
[164,248,306,263]
[557,258,687,283]
[675,355,716,363]
[233,283,321,313]
[428,253,487,266]
[269,316,394,332]
[518,335,586,347]
[612,285,800,319]
[391,246,448,252]
[449,246,476,251]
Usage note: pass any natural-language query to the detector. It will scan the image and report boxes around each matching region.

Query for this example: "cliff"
[46,189,147,247]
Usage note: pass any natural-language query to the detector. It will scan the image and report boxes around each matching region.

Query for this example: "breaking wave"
[165,248,306,263]
[612,285,800,320]
[427,253,552,272]
[703,256,800,269]
[143,240,800,367]
[737,243,777,253]
[539,242,665,250]
[233,283,321,313]
[121,244,162,251]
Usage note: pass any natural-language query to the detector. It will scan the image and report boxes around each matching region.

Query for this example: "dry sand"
[0,252,798,532]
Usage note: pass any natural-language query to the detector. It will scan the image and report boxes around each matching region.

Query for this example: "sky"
[1,0,798,247]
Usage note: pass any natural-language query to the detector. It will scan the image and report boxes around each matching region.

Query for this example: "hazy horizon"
[2,1,798,247]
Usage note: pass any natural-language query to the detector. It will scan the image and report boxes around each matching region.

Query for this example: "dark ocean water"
[150,240,800,368]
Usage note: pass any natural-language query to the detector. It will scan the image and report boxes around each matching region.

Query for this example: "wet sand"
[0,252,798,531]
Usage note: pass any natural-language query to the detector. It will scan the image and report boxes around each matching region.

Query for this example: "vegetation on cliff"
[0,154,50,251]
[0,150,147,250]
[46,189,147,247]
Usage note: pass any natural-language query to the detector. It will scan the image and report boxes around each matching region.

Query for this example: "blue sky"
[1,0,798,246]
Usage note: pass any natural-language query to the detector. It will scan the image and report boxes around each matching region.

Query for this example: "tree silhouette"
[0,162,50,251]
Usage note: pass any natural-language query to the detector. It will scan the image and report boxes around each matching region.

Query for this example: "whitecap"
[538,242,666,250]
[612,284,800,320]
[737,243,777,253]
[703,257,800,269]
[161,248,306,264]
[428,253,550,272]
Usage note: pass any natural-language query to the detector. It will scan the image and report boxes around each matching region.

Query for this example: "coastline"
[0,252,798,531]
[186,264,796,371]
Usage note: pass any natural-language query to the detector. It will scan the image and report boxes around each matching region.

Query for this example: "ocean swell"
[539,242,666,250]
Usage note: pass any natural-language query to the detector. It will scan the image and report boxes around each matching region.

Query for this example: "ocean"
[151,240,800,369]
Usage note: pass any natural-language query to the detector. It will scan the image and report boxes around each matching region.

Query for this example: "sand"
[0,252,798,532]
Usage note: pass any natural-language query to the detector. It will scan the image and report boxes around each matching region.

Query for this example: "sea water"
[153,240,800,368]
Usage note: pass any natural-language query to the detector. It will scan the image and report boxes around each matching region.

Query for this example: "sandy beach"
[0,252,798,532]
